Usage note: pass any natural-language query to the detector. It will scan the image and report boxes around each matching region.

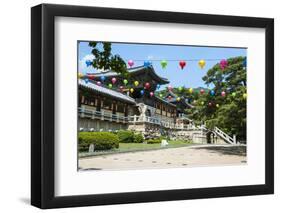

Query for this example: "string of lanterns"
[81,57,247,107]
[86,58,247,70]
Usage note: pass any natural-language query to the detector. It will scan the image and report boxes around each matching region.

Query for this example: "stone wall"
[79,118,128,131]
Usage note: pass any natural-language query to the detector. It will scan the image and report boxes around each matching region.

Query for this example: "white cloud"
[78,54,96,74]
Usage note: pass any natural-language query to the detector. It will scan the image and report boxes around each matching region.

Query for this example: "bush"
[78,132,119,152]
[146,138,161,144]
[117,130,135,143]
[133,133,144,143]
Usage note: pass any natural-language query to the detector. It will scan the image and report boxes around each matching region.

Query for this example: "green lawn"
[79,140,194,157]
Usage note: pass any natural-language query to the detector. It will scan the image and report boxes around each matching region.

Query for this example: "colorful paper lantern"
[198,59,206,69]
[111,77,117,84]
[159,93,163,98]
[123,79,128,85]
[208,102,212,107]
[119,86,124,92]
[150,92,154,97]
[216,104,220,108]
[179,60,186,69]
[176,97,181,101]
[140,90,144,95]
[85,60,92,67]
[210,90,215,96]
[84,79,89,84]
[108,83,113,89]
[144,61,151,67]
[201,101,205,106]
[232,92,236,97]
[168,95,172,100]
[97,81,101,86]
[78,72,84,79]
[156,84,161,90]
[130,88,134,93]
[134,81,139,87]
[128,60,134,68]
[221,91,226,97]
[189,88,193,94]
[243,93,247,99]
[88,75,95,80]
[220,59,228,70]
[160,60,168,69]
[100,76,106,82]
[200,89,205,95]
[178,86,183,91]
[145,82,150,89]
[167,85,173,91]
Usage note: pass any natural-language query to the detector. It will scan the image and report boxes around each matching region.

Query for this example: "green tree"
[188,56,247,140]
[88,42,128,76]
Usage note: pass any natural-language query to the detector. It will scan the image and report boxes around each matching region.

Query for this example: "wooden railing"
[78,107,198,130]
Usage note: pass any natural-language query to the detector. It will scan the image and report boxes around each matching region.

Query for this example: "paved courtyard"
[79,144,247,171]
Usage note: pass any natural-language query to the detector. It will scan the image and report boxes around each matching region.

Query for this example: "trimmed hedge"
[79,132,119,152]
[117,130,135,143]
[133,133,144,143]
[146,138,162,144]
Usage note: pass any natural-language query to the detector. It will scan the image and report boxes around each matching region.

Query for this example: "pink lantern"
[145,82,150,89]
[168,85,173,91]
[220,59,228,70]
[200,89,205,94]
[208,102,212,107]
[111,77,117,84]
[128,60,134,68]
[119,86,124,92]
[168,95,172,100]
[221,91,226,97]
[97,81,101,86]
[150,92,154,97]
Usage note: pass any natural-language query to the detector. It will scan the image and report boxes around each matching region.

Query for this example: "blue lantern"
[85,60,92,67]
[84,78,89,84]
[144,61,151,67]
[210,90,215,96]
[156,84,161,90]
[100,76,106,82]
[140,90,144,95]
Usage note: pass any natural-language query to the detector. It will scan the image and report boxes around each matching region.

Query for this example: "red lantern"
[88,75,95,80]
[208,102,212,107]
[145,82,150,89]
[179,60,186,69]
[221,91,226,97]
[200,89,205,94]
[150,92,154,97]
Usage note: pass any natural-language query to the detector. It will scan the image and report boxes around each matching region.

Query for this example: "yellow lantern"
[176,97,181,101]
[130,88,134,93]
[198,60,206,69]
[134,81,139,87]
[243,93,247,99]
[216,104,219,108]
[189,88,193,94]
[78,72,84,79]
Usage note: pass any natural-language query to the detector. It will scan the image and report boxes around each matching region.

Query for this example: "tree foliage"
[188,56,247,140]
[88,42,128,76]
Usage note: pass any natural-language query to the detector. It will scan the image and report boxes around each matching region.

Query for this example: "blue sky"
[78,41,246,88]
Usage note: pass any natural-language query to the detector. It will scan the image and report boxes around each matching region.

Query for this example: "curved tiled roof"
[79,79,136,104]
[88,65,169,85]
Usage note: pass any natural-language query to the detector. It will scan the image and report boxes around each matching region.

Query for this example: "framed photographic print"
[31,4,274,209]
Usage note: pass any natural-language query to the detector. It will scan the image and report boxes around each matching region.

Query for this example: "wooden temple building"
[78,65,198,139]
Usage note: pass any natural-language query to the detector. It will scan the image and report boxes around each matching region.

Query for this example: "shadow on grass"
[194,146,247,156]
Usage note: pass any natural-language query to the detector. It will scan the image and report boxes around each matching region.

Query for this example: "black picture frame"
[31,3,274,209]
